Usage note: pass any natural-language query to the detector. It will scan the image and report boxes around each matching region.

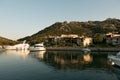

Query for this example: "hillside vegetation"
[0,36,17,45]
[18,18,120,44]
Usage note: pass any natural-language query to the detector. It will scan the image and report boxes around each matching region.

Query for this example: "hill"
[0,36,17,45]
[18,18,120,44]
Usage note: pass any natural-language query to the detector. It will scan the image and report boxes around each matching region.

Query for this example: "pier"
[46,47,120,52]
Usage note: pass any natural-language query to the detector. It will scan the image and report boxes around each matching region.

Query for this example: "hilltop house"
[45,34,92,47]
[106,32,120,45]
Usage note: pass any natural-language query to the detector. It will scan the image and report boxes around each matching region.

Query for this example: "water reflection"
[0,50,118,80]
[29,51,46,60]
[43,51,93,70]
[5,50,113,70]
[83,53,93,62]
[29,51,112,70]
[5,50,30,59]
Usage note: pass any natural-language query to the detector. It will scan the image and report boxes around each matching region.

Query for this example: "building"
[61,34,78,38]
[83,37,92,47]
[106,32,120,45]
[45,34,92,47]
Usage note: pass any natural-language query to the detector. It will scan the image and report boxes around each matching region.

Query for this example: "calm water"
[0,50,120,80]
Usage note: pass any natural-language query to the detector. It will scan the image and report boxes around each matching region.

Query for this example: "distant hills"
[0,36,17,45]
[18,18,120,44]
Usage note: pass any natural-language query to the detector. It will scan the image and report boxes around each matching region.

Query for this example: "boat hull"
[4,43,29,50]
[29,47,46,51]
[108,55,120,66]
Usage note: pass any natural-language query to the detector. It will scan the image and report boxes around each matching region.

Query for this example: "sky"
[0,0,120,40]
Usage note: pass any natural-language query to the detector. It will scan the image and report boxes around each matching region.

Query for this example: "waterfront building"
[106,32,120,45]
[45,34,92,47]
[83,37,92,47]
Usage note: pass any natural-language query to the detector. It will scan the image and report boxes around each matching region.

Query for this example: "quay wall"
[46,47,120,52]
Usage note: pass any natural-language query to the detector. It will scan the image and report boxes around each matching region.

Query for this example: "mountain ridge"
[18,18,120,44]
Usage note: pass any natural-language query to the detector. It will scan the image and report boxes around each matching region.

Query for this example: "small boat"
[108,52,120,66]
[82,47,91,54]
[29,43,46,51]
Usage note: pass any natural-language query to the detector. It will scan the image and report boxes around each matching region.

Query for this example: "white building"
[83,37,92,47]
[106,32,120,45]
[61,34,78,38]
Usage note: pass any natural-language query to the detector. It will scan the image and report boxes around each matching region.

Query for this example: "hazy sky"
[0,0,120,40]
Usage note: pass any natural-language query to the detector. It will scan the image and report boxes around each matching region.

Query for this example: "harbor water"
[0,50,120,80]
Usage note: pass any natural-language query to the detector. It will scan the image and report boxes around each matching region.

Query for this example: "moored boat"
[108,52,120,66]
[29,43,46,51]
[82,47,91,54]
[3,40,29,50]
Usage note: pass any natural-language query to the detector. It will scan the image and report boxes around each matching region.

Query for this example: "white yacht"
[108,52,120,66]
[4,40,29,50]
[29,43,46,51]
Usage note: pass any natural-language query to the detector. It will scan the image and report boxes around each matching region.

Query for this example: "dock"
[46,47,120,52]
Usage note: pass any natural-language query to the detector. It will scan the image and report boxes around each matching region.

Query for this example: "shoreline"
[46,47,120,52]
[1,47,120,52]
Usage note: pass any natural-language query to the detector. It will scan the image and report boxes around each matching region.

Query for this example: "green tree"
[93,34,104,43]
